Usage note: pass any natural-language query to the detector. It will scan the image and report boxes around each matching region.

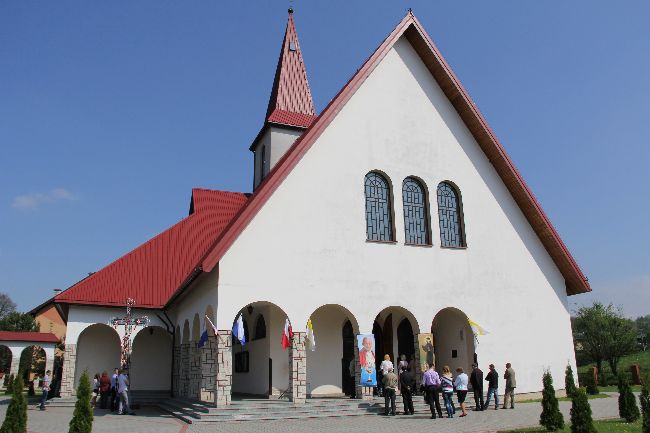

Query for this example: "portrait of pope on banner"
[357,334,377,387]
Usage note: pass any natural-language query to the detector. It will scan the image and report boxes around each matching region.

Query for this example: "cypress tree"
[4,374,14,395]
[570,388,596,433]
[618,371,640,423]
[565,364,577,398]
[0,371,27,433]
[585,373,599,395]
[540,370,564,431]
[2,374,8,388]
[641,374,650,433]
[68,371,93,433]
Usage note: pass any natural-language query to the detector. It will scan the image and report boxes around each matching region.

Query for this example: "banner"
[357,334,377,387]
[418,333,435,369]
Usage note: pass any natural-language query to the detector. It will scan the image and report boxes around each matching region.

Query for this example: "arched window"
[253,315,266,340]
[436,182,465,247]
[364,172,394,241]
[402,177,429,245]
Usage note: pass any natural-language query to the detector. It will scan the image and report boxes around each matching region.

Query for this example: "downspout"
[162,311,175,397]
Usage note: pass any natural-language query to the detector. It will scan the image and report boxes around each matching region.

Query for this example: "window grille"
[364,172,393,241]
[437,182,465,247]
[402,178,429,245]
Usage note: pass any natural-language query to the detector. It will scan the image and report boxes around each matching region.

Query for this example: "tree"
[570,388,597,433]
[565,364,577,398]
[0,372,27,433]
[4,374,14,395]
[540,370,564,431]
[0,313,38,333]
[574,302,637,375]
[641,374,650,433]
[585,373,599,395]
[638,315,650,351]
[68,371,93,433]
[618,371,640,422]
[0,294,16,320]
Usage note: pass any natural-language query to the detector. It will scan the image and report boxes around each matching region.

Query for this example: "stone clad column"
[354,342,373,400]
[413,334,422,389]
[289,332,306,405]
[200,336,217,402]
[214,330,232,407]
[59,344,77,397]
[189,344,201,398]
[180,343,190,397]
[172,345,181,397]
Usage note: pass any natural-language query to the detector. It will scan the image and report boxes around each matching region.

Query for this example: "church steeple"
[252,9,317,190]
[265,8,316,128]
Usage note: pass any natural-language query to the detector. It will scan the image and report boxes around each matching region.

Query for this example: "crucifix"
[110,298,149,370]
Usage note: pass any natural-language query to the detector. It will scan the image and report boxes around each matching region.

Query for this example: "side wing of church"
[47,10,589,404]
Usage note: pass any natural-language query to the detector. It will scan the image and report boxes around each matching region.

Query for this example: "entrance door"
[341,320,354,396]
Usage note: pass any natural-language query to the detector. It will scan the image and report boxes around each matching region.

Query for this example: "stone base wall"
[200,336,217,402]
[289,332,307,405]
[413,334,423,388]
[189,344,201,398]
[214,330,232,407]
[60,344,77,397]
[172,346,180,397]
[180,343,190,397]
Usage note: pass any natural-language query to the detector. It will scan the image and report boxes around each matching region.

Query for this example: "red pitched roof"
[0,331,59,343]
[198,12,590,296]
[265,9,316,129]
[55,190,249,308]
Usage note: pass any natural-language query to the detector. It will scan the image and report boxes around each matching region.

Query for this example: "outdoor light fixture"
[247,305,254,315]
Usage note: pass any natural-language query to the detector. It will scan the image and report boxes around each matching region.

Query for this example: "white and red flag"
[281,318,293,350]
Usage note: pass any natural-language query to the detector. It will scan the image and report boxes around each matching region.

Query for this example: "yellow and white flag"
[468,319,489,336]
[306,319,316,351]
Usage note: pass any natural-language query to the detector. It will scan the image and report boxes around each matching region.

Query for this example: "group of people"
[90,368,134,415]
[379,354,517,419]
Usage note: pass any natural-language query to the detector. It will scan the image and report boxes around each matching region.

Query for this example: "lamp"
[247,305,254,315]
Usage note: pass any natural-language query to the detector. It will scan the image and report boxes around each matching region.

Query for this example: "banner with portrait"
[357,334,377,387]
[418,333,435,370]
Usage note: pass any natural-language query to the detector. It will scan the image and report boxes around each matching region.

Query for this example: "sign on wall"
[418,333,435,370]
[357,334,377,387]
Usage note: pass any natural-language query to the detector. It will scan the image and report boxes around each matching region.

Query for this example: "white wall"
[215,35,577,393]
[74,324,121,387]
[232,305,269,395]
[253,126,303,189]
[433,309,474,374]
[130,326,172,391]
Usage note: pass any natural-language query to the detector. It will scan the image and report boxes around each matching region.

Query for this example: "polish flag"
[281,318,293,350]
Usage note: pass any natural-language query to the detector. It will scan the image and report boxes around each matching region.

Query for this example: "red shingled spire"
[265,9,317,128]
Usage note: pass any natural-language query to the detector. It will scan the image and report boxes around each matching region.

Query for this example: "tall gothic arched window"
[253,315,266,340]
[402,177,430,245]
[364,172,394,241]
[437,181,465,247]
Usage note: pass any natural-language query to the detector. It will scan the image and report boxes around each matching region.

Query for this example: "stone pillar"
[214,330,232,407]
[172,345,181,397]
[180,343,190,397]
[289,332,307,405]
[413,334,422,389]
[353,341,373,400]
[200,336,217,402]
[59,344,77,397]
[189,344,202,398]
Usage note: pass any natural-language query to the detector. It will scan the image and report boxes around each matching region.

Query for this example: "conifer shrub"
[570,388,596,433]
[641,374,650,433]
[540,370,564,431]
[565,363,577,398]
[0,372,27,433]
[585,373,599,395]
[2,374,8,388]
[68,371,93,433]
[618,370,640,423]
[4,374,14,395]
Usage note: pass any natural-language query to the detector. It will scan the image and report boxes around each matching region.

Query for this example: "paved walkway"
[0,393,625,433]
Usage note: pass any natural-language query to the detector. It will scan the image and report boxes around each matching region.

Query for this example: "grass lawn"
[578,350,650,386]
[518,393,610,403]
[501,418,643,432]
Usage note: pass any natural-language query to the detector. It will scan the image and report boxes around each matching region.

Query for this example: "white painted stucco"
[130,326,172,391]
[253,126,303,189]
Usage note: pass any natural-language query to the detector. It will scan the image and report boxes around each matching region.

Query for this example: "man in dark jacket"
[483,364,499,410]
[470,363,484,411]
[399,367,415,415]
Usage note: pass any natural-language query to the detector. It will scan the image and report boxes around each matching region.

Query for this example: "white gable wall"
[214,36,575,394]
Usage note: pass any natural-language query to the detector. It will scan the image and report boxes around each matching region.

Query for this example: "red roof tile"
[0,331,59,343]
[265,10,315,127]
[55,190,249,309]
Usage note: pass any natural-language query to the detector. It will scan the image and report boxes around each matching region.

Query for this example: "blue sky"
[1,1,648,317]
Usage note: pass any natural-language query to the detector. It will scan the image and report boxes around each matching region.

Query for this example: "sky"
[1,1,649,317]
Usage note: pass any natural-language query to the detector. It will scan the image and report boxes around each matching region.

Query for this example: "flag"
[233,313,246,346]
[197,329,208,348]
[281,318,293,350]
[205,315,218,336]
[468,319,489,336]
[306,319,316,351]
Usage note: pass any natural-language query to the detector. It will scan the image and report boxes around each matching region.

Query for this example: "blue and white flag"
[233,313,246,346]
[198,315,218,348]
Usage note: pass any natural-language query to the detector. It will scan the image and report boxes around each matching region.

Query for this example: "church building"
[43,10,590,404]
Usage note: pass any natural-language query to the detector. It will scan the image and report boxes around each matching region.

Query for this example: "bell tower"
[251,9,316,190]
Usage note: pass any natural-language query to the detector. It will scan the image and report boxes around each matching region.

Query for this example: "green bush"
[570,388,596,433]
[540,370,564,431]
[585,373,599,395]
[565,364,577,398]
[68,371,93,433]
[640,374,650,433]
[2,374,8,388]
[4,374,14,395]
[618,371,640,423]
[0,372,27,433]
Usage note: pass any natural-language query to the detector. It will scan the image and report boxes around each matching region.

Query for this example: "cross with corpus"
[110,298,149,370]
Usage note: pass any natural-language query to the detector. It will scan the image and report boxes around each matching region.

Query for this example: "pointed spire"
[265,9,317,128]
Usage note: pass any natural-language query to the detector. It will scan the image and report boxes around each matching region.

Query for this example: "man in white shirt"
[117,369,133,415]
[39,370,51,410]
[110,368,119,412]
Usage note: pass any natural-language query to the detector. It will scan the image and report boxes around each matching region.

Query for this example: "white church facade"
[45,10,590,405]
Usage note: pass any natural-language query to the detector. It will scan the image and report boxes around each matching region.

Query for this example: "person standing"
[441,366,455,418]
[483,364,499,410]
[503,363,516,409]
[91,373,100,408]
[399,366,415,415]
[110,368,119,412]
[470,363,484,411]
[454,367,469,417]
[422,364,443,419]
[117,369,133,415]
[99,371,111,409]
[39,370,51,411]
[381,367,398,416]
[348,359,356,399]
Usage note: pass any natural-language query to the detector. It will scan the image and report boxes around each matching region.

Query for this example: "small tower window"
[289,41,297,51]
